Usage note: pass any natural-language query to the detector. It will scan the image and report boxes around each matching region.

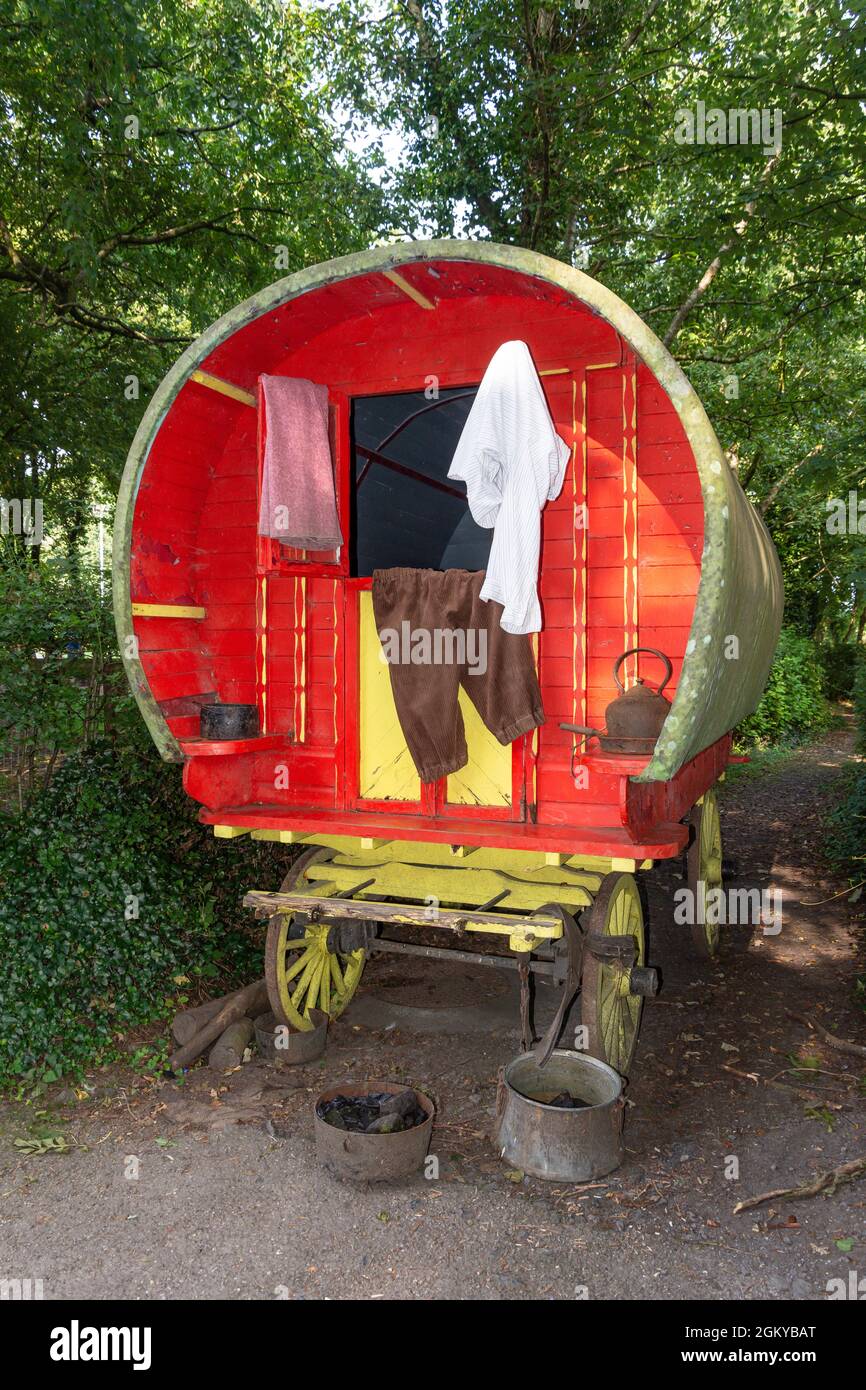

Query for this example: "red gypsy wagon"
[114,241,782,1075]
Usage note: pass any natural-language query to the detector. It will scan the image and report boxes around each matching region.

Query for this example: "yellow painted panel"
[359,591,420,801]
[132,602,206,619]
[446,687,512,807]
[304,860,592,912]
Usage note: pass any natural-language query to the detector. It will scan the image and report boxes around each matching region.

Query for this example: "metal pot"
[200,702,259,740]
[560,646,672,755]
[314,1081,434,1185]
[255,1009,328,1065]
[496,1050,624,1182]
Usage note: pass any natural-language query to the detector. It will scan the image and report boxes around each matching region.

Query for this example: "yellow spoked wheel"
[265,848,366,1031]
[687,788,723,959]
[581,873,645,1077]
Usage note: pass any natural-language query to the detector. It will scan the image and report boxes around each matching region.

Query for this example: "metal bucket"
[200,702,259,740]
[314,1081,434,1185]
[254,1009,328,1065]
[496,1050,624,1183]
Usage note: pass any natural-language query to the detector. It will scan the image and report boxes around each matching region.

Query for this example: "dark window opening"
[350,387,492,576]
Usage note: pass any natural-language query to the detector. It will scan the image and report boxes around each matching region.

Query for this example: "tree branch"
[663,152,781,349]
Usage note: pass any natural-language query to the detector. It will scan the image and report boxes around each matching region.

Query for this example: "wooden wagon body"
[114,242,783,1067]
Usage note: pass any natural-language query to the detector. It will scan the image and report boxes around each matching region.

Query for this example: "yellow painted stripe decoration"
[259,576,269,734]
[620,364,639,686]
[292,576,307,743]
[131,602,206,619]
[582,378,588,731]
[572,376,579,727]
[382,269,436,310]
[190,369,256,408]
[332,578,339,751]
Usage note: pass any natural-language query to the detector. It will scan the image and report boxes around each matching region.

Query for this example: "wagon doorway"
[347,387,522,817]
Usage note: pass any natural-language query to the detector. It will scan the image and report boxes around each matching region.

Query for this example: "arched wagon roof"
[113,239,782,783]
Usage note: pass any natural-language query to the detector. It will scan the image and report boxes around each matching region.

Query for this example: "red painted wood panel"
[129,262,715,837]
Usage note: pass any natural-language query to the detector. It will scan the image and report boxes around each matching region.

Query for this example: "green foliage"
[0,741,284,1089]
[853,654,866,754]
[325,0,866,647]
[824,764,866,883]
[824,649,866,880]
[0,0,384,514]
[820,642,863,703]
[0,555,133,805]
[736,628,829,748]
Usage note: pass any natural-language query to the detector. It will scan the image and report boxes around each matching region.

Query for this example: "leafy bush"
[853,653,866,754]
[0,740,285,1089]
[0,555,133,806]
[736,628,830,748]
[824,649,866,881]
[824,764,866,883]
[820,641,863,703]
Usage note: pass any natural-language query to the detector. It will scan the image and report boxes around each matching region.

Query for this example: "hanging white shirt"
[447,340,570,634]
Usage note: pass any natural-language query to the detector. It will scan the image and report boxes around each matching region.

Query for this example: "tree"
[0,0,385,540]
[324,0,866,645]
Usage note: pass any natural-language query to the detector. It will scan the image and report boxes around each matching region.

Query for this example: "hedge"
[0,740,284,1089]
[736,628,830,747]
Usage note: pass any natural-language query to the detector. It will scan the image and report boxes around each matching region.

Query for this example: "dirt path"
[1,729,864,1301]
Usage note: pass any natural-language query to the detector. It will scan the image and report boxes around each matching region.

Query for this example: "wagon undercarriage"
[241,835,694,1077]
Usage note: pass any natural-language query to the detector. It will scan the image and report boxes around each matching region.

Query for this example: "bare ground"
[1,727,864,1301]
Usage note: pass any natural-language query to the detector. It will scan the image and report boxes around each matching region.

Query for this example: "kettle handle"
[613,647,672,696]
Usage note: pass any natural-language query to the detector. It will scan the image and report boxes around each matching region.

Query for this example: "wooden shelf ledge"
[179,734,285,757]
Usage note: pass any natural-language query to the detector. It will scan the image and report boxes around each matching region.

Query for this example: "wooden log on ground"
[172,990,242,1046]
[209,1018,255,1070]
[171,980,269,1046]
[168,979,269,1073]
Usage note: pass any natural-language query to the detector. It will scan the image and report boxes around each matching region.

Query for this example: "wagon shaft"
[244,889,564,953]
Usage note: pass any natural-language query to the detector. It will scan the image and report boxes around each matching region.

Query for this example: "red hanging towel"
[258,375,344,549]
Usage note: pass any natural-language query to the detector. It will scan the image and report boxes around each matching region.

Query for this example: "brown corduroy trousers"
[371,568,545,784]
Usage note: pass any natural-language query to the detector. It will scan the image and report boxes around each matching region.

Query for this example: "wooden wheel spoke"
[305,957,326,1016]
[291,951,319,1009]
[320,961,331,1015]
[329,953,346,993]
[688,789,723,958]
[265,859,368,1029]
[284,947,311,984]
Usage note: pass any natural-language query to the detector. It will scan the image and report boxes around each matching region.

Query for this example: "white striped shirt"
[447,340,570,634]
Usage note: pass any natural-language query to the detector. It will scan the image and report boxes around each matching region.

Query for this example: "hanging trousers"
[371,568,545,784]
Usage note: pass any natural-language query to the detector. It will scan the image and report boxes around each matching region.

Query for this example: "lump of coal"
[366,1112,405,1134]
[316,1089,428,1134]
[378,1088,418,1118]
[547,1091,588,1109]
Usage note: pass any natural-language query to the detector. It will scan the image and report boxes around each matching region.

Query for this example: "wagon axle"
[245,856,661,1077]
